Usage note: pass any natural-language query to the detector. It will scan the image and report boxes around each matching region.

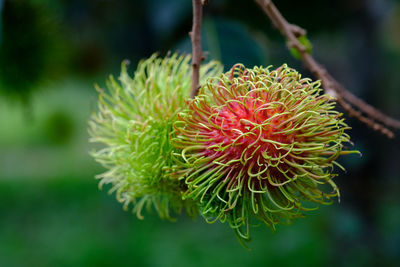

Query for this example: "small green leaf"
[288,35,313,59]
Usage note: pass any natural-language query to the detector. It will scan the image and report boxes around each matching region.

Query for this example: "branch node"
[290,24,306,37]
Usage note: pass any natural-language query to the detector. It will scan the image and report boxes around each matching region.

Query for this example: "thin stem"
[191,0,203,98]
[255,0,399,138]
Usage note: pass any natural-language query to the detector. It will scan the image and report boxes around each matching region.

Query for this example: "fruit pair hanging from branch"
[89,0,399,245]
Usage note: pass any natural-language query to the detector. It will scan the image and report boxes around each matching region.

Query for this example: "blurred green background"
[1,0,400,266]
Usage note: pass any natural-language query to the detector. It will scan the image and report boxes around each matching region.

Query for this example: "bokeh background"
[1,0,400,266]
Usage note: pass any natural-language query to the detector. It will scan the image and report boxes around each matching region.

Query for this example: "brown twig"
[190,0,203,98]
[334,82,400,129]
[336,98,395,138]
[255,0,400,138]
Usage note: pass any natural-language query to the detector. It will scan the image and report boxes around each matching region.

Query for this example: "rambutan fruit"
[172,64,358,240]
[88,54,222,220]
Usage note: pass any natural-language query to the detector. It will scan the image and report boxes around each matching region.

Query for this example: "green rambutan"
[88,54,222,220]
[172,64,358,240]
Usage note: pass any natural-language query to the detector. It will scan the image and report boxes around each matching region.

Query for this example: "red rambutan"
[172,64,358,241]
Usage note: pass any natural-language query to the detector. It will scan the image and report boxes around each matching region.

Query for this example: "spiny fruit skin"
[88,54,222,220]
[172,64,357,240]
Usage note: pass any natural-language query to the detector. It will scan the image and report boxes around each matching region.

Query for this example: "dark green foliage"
[0,0,64,101]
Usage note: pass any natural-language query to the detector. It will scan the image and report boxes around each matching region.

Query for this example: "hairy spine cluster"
[89,57,357,243]
[172,64,357,240]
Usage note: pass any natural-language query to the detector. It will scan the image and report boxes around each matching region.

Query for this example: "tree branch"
[190,0,203,98]
[255,0,400,138]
